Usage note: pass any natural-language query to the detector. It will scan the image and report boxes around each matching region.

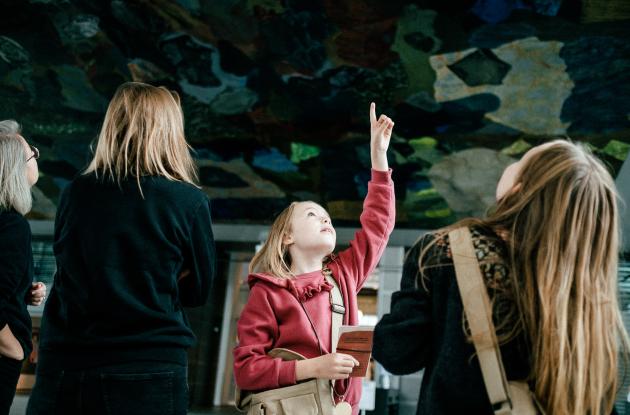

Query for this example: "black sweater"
[373,227,531,415]
[0,210,34,358]
[38,174,216,370]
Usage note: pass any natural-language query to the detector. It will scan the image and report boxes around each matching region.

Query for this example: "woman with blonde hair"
[374,140,629,414]
[0,120,46,415]
[27,82,216,415]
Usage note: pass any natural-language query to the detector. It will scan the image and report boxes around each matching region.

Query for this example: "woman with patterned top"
[373,140,628,415]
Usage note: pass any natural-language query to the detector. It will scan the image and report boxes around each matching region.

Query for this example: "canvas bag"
[235,347,335,415]
[448,227,545,415]
[235,273,347,415]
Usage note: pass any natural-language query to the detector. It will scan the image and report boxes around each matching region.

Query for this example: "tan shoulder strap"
[325,272,345,352]
[448,227,513,415]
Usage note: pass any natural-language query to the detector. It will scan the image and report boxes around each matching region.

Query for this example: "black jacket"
[38,173,216,370]
[0,209,34,358]
[373,226,531,414]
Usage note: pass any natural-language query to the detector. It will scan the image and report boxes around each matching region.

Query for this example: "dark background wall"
[1,0,629,228]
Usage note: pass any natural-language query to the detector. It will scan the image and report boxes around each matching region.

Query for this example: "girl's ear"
[283,232,294,245]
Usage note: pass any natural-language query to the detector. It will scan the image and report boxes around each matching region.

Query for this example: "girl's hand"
[295,353,360,381]
[370,102,394,172]
[28,282,46,306]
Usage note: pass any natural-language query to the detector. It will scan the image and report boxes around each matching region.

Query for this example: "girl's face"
[20,135,39,186]
[284,201,336,256]
[496,142,552,201]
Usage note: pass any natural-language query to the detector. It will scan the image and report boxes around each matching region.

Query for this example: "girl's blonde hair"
[420,139,629,414]
[249,202,300,279]
[84,82,198,189]
[0,122,32,215]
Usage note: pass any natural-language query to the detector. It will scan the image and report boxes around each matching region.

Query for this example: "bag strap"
[325,271,348,404]
[324,271,345,352]
[448,227,513,415]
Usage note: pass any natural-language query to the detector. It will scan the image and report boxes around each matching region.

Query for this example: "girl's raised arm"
[334,103,395,289]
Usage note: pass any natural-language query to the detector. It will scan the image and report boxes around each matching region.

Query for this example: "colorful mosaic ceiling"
[1,0,629,227]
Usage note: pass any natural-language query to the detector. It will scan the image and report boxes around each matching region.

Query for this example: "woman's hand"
[28,282,46,306]
[0,324,24,361]
[370,102,394,172]
[295,353,360,381]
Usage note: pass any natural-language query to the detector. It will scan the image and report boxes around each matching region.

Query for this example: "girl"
[27,83,216,415]
[233,103,396,415]
[0,121,46,415]
[373,140,629,414]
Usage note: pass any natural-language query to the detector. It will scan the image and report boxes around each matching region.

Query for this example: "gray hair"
[0,119,21,134]
[0,120,32,215]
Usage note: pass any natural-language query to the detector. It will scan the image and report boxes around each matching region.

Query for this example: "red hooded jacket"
[233,169,395,414]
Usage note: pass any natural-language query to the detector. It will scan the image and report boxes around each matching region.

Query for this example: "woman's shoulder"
[61,172,105,197]
[411,225,508,278]
[418,225,506,255]
[0,208,27,225]
[73,173,206,197]
[411,231,451,268]
[145,177,208,203]
[0,209,30,239]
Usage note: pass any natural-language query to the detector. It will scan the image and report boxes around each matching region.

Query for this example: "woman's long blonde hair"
[84,82,198,189]
[421,140,629,414]
[249,202,299,279]
[0,122,32,215]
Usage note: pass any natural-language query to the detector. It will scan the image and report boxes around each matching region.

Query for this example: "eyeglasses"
[26,144,39,162]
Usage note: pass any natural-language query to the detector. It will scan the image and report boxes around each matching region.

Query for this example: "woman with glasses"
[0,120,46,415]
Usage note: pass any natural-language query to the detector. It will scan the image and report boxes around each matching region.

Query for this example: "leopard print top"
[429,225,519,340]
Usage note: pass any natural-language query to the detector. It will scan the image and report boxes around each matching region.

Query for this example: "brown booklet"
[335,325,374,378]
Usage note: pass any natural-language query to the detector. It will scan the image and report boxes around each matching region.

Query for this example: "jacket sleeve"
[335,169,395,289]
[179,198,216,307]
[233,284,297,390]
[373,234,436,375]
[0,215,31,330]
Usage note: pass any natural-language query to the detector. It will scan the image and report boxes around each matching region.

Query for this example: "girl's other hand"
[296,352,360,381]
